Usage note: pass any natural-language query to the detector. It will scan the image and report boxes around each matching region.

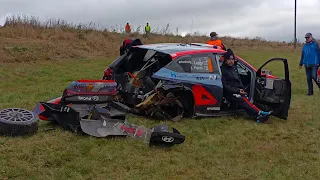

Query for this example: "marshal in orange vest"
[206,39,225,50]
[206,32,226,50]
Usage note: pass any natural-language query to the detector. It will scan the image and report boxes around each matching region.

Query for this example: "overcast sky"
[1,0,319,42]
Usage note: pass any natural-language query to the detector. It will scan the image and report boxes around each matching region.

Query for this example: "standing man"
[299,32,320,95]
[206,32,226,50]
[221,49,272,123]
[125,23,131,34]
[145,23,151,38]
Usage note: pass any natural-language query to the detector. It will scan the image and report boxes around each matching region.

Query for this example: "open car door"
[253,58,291,120]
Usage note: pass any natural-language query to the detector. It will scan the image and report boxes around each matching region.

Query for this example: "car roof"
[130,42,256,71]
[133,43,226,55]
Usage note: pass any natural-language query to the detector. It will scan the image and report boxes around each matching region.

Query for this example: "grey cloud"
[1,0,320,41]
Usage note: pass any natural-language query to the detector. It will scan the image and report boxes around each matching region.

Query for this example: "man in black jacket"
[220,49,272,123]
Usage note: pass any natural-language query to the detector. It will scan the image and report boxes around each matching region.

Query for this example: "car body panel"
[32,79,186,147]
[254,58,291,119]
[152,67,223,115]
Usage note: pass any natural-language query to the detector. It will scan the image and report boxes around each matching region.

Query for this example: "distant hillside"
[0,15,303,63]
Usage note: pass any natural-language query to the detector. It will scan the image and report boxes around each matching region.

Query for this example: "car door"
[253,58,291,120]
[152,52,223,116]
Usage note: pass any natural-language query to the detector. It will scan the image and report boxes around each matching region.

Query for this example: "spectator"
[299,32,320,95]
[125,23,131,34]
[145,23,151,37]
[206,32,226,50]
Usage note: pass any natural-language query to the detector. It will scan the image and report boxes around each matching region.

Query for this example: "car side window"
[217,55,247,75]
[236,60,248,75]
[167,53,221,74]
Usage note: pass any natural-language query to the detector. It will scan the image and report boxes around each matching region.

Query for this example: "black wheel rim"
[0,108,35,122]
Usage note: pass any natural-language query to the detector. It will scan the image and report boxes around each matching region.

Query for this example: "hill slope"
[0,17,302,63]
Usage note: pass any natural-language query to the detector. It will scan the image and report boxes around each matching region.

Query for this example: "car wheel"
[0,108,39,136]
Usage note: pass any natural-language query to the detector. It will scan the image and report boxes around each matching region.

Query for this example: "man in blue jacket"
[299,32,320,95]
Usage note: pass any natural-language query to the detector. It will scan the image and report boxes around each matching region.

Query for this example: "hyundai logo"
[162,136,174,142]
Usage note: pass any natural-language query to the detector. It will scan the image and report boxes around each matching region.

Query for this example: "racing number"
[192,84,217,106]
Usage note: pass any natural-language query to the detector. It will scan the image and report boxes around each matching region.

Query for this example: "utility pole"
[294,0,297,49]
[191,18,193,35]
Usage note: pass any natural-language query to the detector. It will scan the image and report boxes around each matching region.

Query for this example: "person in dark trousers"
[144,23,151,38]
[125,23,131,34]
[299,32,320,95]
[221,49,272,123]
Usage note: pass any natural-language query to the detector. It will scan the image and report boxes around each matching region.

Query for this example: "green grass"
[1,50,320,180]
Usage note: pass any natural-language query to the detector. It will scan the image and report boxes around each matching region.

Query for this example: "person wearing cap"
[299,32,320,95]
[221,49,272,123]
[206,32,226,50]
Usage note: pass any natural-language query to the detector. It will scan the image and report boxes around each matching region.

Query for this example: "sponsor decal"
[207,107,220,111]
[60,106,70,112]
[72,82,116,92]
[78,96,91,101]
[209,75,217,80]
[170,72,177,77]
[73,82,87,89]
[92,96,99,101]
[91,82,104,92]
[178,60,191,64]
[169,72,188,78]
[86,84,94,91]
[77,96,99,101]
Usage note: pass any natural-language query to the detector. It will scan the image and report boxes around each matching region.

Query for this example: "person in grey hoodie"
[299,32,320,95]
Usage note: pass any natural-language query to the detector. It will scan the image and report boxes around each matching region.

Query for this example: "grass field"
[1,48,320,179]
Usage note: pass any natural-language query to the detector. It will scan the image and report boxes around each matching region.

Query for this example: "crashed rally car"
[31,80,185,147]
[102,42,291,121]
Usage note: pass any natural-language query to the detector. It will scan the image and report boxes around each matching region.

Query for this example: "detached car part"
[33,79,186,147]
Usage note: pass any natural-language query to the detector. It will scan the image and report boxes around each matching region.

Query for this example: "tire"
[0,108,39,136]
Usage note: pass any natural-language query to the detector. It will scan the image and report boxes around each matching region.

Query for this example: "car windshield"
[143,49,157,62]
